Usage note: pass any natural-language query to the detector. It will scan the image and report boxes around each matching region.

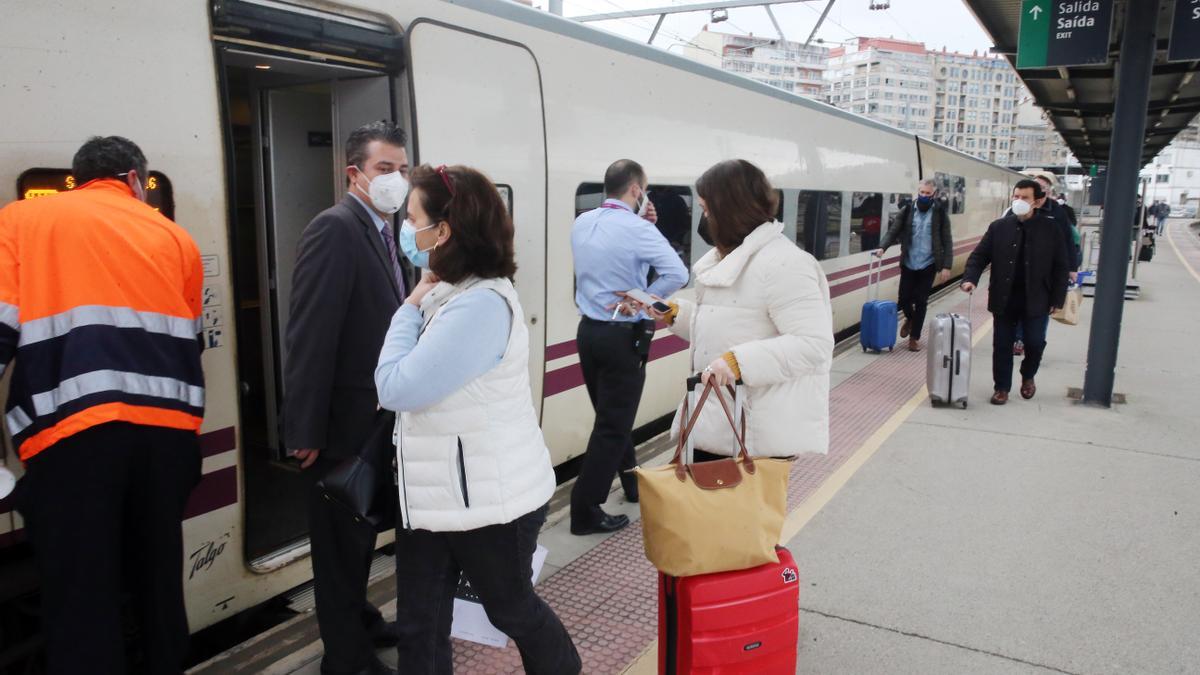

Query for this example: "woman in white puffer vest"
[656,159,834,460]
[375,165,580,674]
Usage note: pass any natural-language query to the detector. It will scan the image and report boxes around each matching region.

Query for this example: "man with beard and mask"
[961,179,1068,406]
[284,120,411,675]
[874,179,954,352]
[569,159,687,536]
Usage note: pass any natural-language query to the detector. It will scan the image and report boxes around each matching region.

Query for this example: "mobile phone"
[624,289,671,313]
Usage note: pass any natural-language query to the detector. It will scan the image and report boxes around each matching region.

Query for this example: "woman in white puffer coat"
[374,164,580,675]
[657,159,834,460]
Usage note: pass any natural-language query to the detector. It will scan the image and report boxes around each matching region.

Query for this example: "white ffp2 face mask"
[359,169,409,214]
[1011,199,1033,217]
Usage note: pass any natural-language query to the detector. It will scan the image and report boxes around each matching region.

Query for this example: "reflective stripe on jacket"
[0,179,205,460]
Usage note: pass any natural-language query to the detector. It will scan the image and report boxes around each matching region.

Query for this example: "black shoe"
[370,620,399,649]
[570,512,630,535]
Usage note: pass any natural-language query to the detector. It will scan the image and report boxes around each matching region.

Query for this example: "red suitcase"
[659,547,800,674]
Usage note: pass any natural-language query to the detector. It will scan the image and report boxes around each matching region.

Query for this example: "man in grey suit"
[284,120,411,675]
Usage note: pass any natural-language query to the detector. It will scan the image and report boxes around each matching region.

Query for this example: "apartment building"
[681,26,829,97]
[823,37,934,134]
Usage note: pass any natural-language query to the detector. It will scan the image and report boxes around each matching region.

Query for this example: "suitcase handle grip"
[954,350,961,375]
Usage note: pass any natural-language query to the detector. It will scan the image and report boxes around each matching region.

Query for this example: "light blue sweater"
[375,288,512,412]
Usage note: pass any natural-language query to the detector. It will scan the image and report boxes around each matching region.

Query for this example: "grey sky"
[541,0,996,55]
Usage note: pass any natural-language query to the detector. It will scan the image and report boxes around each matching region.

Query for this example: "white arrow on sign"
[1029,5,1044,20]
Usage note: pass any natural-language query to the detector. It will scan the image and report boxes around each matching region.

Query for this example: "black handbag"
[316,409,397,532]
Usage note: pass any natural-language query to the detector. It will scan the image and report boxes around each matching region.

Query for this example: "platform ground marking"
[1166,221,1200,285]
[778,313,992,543]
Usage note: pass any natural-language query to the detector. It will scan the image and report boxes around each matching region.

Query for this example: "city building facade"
[824,37,934,135]
[1141,117,1200,216]
[681,27,828,97]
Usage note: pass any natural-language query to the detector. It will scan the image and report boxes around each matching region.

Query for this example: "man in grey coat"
[875,178,954,352]
[284,121,412,675]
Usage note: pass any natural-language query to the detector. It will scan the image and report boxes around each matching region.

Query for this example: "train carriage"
[0,0,1022,654]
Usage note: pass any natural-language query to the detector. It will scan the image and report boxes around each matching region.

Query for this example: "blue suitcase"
[860,256,897,352]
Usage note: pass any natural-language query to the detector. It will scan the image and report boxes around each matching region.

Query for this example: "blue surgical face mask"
[399,219,437,268]
[916,194,933,211]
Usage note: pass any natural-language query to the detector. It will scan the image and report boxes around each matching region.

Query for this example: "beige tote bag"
[635,380,793,577]
[1052,285,1083,326]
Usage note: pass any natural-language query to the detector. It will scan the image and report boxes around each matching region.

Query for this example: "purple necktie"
[379,225,407,297]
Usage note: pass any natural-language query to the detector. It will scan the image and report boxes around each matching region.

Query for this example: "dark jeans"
[571,318,646,522]
[308,456,392,673]
[898,263,937,340]
[14,422,201,675]
[992,313,1049,392]
[1013,314,1051,343]
[393,505,581,675]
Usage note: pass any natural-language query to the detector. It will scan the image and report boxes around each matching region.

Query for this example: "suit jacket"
[963,213,1069,318]
[878,201,954,270]
[283,195,413,459]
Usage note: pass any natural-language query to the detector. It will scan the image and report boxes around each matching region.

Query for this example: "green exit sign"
[1017,0,1114,69]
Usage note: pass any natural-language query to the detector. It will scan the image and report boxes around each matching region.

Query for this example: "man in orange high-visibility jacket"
[1,136,205,675]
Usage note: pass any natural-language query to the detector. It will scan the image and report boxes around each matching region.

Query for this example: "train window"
[796,190,842,259]
[574,182,692,271]
[886,193,910,238]
[495,184,513,215]
[16,168,175,220]
[773,189,784,223]
[850,192,884,254]
[933,171,966,214]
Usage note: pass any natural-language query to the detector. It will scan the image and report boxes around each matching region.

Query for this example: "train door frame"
[212,6,408,569]
[403,20,550,415]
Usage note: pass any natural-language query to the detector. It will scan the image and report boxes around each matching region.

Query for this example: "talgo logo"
[781,567,798,584]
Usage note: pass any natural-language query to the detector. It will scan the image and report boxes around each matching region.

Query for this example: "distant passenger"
[653,159,833,459]
[2,136,204,674]
[375,164,582,674]
[874,178,954,352]
[1154,200,1170,235]
[961,179,1069,405]
[569,159,688,536]
[1010,172,1076,357]
[284,120,412,675]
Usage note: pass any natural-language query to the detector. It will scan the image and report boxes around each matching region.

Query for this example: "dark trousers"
[898,263,937,340]
[308,456,390,673]
[393,505,581,675]
[14,422,201,675]
[570,318,646,521]
[992,313,1050,392]
[1014,314,1051,343]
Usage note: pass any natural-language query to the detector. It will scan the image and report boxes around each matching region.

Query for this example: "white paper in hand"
[451,544,548,648]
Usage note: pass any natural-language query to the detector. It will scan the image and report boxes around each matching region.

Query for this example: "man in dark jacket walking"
[962,179,1069,405]
[875,178,954,351]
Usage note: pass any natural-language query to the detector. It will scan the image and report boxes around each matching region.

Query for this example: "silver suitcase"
[927,295,972,408]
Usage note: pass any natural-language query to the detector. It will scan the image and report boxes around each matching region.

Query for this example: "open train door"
[406,22,549,413]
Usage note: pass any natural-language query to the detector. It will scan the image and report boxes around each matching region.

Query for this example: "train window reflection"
[496,184,513,215]
[796,190,842,260]
[16,168,175,220]
[850,192,883,254]
[573,182,692,271]
[934,171,966,214]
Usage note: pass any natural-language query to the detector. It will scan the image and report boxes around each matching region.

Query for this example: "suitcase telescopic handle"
[867,254,882,301]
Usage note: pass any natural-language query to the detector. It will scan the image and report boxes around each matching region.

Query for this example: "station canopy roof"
[964,0,1200,166]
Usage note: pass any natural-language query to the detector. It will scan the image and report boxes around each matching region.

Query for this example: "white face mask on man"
[357,168,409,214]
[1011,199,1033,217]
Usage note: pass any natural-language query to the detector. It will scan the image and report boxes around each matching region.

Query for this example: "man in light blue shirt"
[569,159,688,535]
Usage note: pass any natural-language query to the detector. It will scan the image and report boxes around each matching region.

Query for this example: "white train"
[0,0,1022,650]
